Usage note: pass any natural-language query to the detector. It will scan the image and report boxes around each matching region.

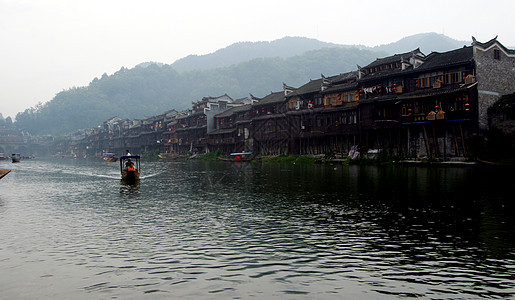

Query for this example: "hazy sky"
[1,0,513,119]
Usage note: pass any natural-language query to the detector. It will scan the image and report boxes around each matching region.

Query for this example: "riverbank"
[155,150,513,168]
[253,154,482,167]
[192,153,488,167]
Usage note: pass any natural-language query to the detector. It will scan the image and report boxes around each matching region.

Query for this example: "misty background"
[2,0,513,120]
[8,32,476,135]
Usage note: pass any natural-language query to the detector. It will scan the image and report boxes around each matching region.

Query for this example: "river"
[0,158,513,299]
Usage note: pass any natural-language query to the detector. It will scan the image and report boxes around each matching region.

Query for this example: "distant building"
[71,37,514,160]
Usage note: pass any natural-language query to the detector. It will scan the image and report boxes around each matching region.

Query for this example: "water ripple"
[0,159,514,298]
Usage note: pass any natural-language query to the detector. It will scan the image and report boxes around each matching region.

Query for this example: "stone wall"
[474,43,515,131]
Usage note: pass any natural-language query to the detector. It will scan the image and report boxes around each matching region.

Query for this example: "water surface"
[0,158,513,299]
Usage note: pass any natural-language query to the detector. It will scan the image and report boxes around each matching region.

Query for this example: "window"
[402,105,408,116]
[451,72,461,83]
[419,77,429,88]
[350,111,357,124]
[494,49,501,60]
[444,74,451,84]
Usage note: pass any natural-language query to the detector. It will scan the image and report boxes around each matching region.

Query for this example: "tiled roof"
[288,74,340,97]
[286,105,357,116]
[360,67,406,81]
[398,82,477,100]
[202,93,234,102]
[207,128,237,135]
[361,46,474,82]
[176,125,207,132]
[330,71,358,84]
[359,94,398,104]
[215,104,252,118]
[289,78,323,96]
[472,36,515,55]
[253,91,285,106]
[321,82,359,94]
[416,46,473,71]
[364,49,422,69]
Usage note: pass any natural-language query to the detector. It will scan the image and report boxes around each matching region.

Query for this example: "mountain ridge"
[14,33,471,135]
[372,32,468,55]
[170,33,468,72]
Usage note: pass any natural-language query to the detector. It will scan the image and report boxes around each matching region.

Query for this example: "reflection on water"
[119,180,140,196]
[0,158,513,299]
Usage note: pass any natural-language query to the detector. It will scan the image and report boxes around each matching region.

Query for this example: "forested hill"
[373,32,468,55]
[14,33,468,135]
[172,33,467,72]
[15,47,382,135]
[171,37,348,72]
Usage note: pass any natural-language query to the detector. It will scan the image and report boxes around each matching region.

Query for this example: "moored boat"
[103,153,118,162]
[120,155,140,184]
[11,153,20,163]
[158,153,179,160]
[222,152,253,161]
[0,169,10,180]
[477,159,515,167]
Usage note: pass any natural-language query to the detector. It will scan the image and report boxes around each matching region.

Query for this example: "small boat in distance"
[11,153,21,163]
[120,155,140,184]
[103,153,118,162]
[222,152,253,162]
[158,153,179,160]
[0,153,7,160]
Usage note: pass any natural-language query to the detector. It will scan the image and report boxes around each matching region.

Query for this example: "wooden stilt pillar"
[406,127,411,157]
[432,125,439,158]
[453,127,460,157]
[460,124,467,157]
[443,127,447,161]
[423,126,431,157]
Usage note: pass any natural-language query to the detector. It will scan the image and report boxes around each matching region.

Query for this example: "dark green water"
[0,158,514,299]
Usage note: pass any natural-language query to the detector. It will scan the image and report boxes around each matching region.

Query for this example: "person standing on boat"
[125,150,131,156]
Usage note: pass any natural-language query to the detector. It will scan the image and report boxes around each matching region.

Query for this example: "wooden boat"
[120,155,140,184]
[0,169,10,180]
[222,152,253,162]
[158,153,179,160]
[103,153,118,162]
[11,153,20,163]
[477,159,515,167]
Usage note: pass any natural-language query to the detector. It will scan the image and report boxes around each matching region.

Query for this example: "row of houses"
[0,126,54,156]
[72,37,515,159]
